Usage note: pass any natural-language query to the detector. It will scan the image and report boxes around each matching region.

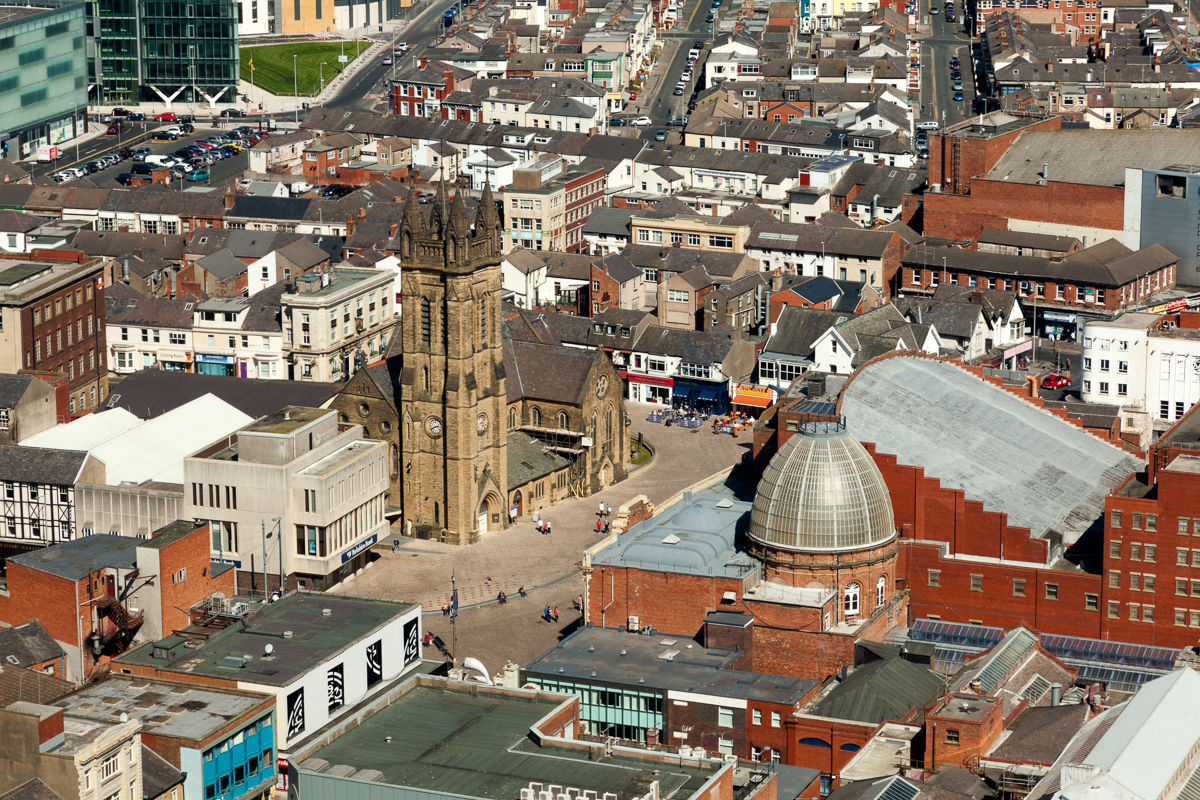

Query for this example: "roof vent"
[620,649,627,657]
[283,630,293,638]
[587,645,595,653]
[322,608,332,616]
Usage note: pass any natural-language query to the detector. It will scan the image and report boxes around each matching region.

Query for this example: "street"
[918,0,975,128]
[626,0,713,124]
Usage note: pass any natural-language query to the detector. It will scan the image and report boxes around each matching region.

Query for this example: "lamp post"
[320,61,326,94]
[293,54,299,124]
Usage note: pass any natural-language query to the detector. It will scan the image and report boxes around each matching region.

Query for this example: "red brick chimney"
[224,187,235,210]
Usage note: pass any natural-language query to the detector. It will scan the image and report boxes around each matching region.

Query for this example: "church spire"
[448,185,471,238]
[428,179,450,240]
[474,180,500,236]
[402,185,425,236]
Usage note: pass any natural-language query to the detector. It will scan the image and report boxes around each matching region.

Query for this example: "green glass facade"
[0,0,88,157]
[88,0,238,104]
[525,676,664,742]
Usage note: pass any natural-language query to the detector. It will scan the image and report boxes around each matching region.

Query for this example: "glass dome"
[748,422,896,553]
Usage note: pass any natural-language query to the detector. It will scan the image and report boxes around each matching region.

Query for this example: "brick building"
[0,255,109,416]
[582,416,909,685]
[0,521,233,682]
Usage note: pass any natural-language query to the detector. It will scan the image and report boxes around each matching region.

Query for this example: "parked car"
[953,90,964,101]
[610,117,626,127]
[654,129,667,141]
[187,169,210,182]
[632,116,652,126]
[220,108,245,117]
[1041,374,1070,389]
[127,112,146,121]
[115,173,139,185]
[627,91,637,101]
[111,108,130,117]
[179,123,194,134]
[151,130,178,141]
[917,120,940,129]
[673,84,685,95]
[417,190,436,203]
[153,111,177,122]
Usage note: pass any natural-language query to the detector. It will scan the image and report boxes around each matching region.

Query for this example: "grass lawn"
[242,40,370,96]
[629,436,654,468]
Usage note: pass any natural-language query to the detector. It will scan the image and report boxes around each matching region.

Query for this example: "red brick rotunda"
[746,416,899,627]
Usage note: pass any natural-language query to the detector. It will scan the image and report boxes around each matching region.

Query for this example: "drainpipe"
[601,570,615,628]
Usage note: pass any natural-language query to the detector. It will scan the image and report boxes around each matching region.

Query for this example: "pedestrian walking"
[544,604,551,621]
[392,538,399,552]
[605,503,611,517]
[486,576,492,587]
[598,502,605,517]
[545,521,551,535]
[552,606,559,622]
[441,602,448,616]
[576,594,584,611]
[596,519,603,533]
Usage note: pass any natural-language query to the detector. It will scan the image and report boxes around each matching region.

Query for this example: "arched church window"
[531,407,541,427]
[480,295,488,344]
[509,408,517,429]
[877,576,886,607]
[420,298,431,344]
[558,411,569,430]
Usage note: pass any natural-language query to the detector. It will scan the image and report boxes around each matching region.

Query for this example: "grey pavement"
[330,410,751,674]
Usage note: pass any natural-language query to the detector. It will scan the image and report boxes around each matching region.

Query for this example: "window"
[1147,515,1158,533]
[718,707,733,727]
[709,235,733,249]
[1129,603,1140,621]
[1145,544,1156,562]
[1144,575,1156,592]
[1109,570,1120,588]
[1085,593,1099,611]
[843,582,860,615]
[877,576,886,606]
[1131,573,1142,591]
[1131,542,1142,560]
[687,234,700,246]
[945,729,960,744]
[1111,510,1122,529]
[666,289,690,303]
[1143,605,1155,623]
[970,574,983,592]
[100,754,119,780]
[1012,578,1026,597]
[771,711,781,727]
[1133,512,1143,531]
[1045,583,1058,600]
[1181,518,1191,536]
[752,709,762,725]
[927,569,941,587]
[1108,601,1120,619]
[1178,578,1188,596]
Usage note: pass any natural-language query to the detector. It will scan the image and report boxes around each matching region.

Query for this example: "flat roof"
[242,406,331,436]
[524,627,817,703]
[588,478,760,579]
[116,594,415,687]
[285,268,389,299]
[0,6,49,22]
[56,676,272,743]
[298,440,380,478]
[300,680,721,798]
[9,535,138,580]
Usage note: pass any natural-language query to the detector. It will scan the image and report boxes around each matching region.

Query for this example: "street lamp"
[320,62,326,93]
[293,54,299,124]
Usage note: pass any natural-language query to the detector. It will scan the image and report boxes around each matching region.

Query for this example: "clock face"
[426,416,443,437]
[596,376,609,399]
[477,413,489,434]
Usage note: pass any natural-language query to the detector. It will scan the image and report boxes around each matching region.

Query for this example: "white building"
[107,295,195,374]
[192,295,287,380]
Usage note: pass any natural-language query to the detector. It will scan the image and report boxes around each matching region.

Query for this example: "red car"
[153,112,177,122]
[627,91,637,101]
[1041,374,1070,389]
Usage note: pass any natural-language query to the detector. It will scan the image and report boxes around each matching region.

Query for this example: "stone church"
[330,183,628,545]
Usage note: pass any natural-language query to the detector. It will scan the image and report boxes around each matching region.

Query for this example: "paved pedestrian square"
[330,412,751,674]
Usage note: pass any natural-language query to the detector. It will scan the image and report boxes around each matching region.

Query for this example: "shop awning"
[731,384,777,408]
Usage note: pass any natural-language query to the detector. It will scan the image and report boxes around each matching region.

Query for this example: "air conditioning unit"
[627,615,640,632]
[693,748,706,760]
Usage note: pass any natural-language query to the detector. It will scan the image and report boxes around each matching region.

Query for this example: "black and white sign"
[366,639,382,687]
[286,687,305,739]
[403,618,419,666]
[327,663,344,713]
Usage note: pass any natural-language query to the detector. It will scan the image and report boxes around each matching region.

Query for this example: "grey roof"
[105,295,195,330]
[0,445,90,486]
[0,374,37,408]
[595,253,641,284]
[0,621,63,667]
[783,276,865,313]
[590,479,759,579]
[140,745,185,800]
[196,249,248,282]
[764,307,846,358]
[977,227,1080,252]
[524,626,817,702]
[104,371,340,418]
[71,230,186,262]
[811,656,945,723]
[504,339,596,404]
[507,431,570,488]
[989,703,1090,764]
[841,356,1142,544]
[893,297,984,340]
[115,594,416,687]
[0,780,63,800]
[986,129,1200,187]
[583,206,636,237]
[902,242,1177,288]
[57,675,272,742]
[8,535,139,581]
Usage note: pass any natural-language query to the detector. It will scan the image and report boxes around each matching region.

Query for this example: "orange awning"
[731,385,776,408]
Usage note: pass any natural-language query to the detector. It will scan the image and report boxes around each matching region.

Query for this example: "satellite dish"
[264,643,274,656]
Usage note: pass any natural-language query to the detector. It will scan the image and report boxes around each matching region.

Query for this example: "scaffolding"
[517,424,591,497]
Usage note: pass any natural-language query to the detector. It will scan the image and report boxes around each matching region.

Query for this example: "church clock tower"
[397,182,507,545]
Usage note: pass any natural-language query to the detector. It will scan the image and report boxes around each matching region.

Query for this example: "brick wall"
[924,178,1123,241]
[788,715,876,781]
[155,523,236,637]
[0,566,86,675]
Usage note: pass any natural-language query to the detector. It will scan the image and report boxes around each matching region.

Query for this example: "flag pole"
[450,570,458,670]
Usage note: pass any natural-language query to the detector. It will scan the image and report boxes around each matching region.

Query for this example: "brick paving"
[330,411,751,674]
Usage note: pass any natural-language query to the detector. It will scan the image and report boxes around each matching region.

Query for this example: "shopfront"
[671,375,729,413]
[196,353,237,377]
[1040,310,1079,342]
[730,383,778,416]
[622,371,673,404]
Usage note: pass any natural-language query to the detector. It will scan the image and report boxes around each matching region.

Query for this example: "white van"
[142,154,171,167]
[290,181,313,196]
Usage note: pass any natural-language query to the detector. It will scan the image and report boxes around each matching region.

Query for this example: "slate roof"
[140,745,185,800]
[0,374,36,408]
[9,534,138,580]
[104,371,340,418]
[902,242,1177,287]
[747,222,894,258]
[894,297,984,340]
[504,339,596,404]
[977,227,1080,252]
[242,282,286,332]
[989,704,1090,764]
[811,656,945,723]
[634,326,736,364]
[663,249,745,279]
[583,206,636,238]
[0,779,64,800]
[71,230,186,262]
[196,249,247,281]
[0,665,74,707]
[105,295,195,329]
[595,253,641,284]
[764,307,847,358]
[507,431,570,488]
[0,621,62,667]
[0,210,45,233]
[0,445,90,486]
[227,196,312,222]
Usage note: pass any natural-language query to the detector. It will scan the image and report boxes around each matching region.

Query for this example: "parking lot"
[49,122,255,190]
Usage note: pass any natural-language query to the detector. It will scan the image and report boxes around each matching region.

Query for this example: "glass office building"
[0,0,88,159]
[88,0,239,105]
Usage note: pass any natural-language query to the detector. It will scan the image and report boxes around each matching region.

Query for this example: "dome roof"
[749,421,896,553]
